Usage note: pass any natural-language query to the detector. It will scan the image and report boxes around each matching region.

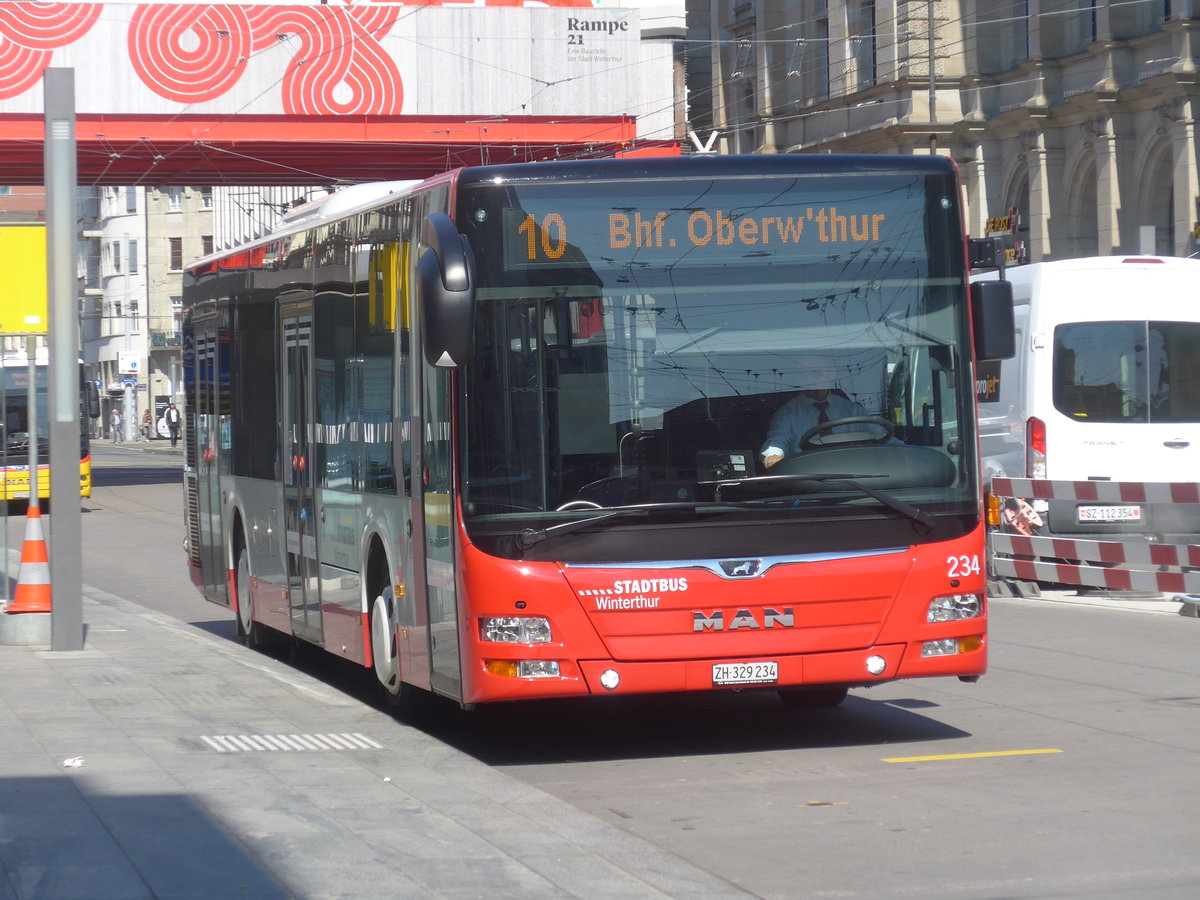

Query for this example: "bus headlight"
[927,593,982,623]
[479,616,552,643]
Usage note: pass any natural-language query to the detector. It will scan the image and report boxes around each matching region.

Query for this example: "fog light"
[479,616,552,643]
[927,594,983,623]
[517,660,560,678]
[599,669,620,690]
[866,655,887,676]
[922,638,959,657]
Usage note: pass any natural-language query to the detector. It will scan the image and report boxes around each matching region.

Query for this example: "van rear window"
[1053,321,1200,423]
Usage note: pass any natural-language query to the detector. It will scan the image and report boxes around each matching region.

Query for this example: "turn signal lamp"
[986,492,1001,527]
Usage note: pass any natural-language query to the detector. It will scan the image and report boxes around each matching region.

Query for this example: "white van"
[973,255,1200,541]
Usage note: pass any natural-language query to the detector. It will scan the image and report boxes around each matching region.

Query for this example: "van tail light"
[1026,416,1046,478]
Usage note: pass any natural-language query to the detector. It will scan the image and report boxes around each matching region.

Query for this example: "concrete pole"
[45,67,83,652]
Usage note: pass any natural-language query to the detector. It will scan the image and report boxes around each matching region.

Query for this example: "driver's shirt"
[760,392,880,462]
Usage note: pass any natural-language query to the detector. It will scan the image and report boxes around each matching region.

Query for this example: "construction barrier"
[989,477,1200,595]
[5,506,51,614]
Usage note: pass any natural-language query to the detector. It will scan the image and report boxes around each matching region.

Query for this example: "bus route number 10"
[518,213,568,262]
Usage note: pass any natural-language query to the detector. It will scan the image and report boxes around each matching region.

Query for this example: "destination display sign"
[491,174,931,273]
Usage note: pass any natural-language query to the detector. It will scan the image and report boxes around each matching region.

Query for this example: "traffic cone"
[6,506,51,614]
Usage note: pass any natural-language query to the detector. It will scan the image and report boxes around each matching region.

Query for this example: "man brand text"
[693,608,795,632]
[568,19,630,35]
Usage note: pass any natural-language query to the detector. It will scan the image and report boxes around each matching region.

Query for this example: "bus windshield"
[457,169,976,557]
[1,365,50,458]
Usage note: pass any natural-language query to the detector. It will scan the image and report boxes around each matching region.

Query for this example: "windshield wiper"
[712,473,934,529]
[516,508,649,550]
[514,499,770,550]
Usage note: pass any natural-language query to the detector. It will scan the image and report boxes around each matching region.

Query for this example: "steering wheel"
[556,500,604,511]
[798,416,895,450]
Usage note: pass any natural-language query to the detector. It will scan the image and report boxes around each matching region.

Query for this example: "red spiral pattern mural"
[243,5,403,116]
[0,2,598,111]
[128,3,254,103]
[0,2,100,99]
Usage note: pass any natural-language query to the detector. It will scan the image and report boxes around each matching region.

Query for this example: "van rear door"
[1049,319,1200,483]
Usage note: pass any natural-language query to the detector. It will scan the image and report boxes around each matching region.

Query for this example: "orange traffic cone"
[6,506,51,614]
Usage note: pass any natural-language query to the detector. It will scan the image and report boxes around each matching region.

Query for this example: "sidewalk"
[96,438,183,457]
[0,589,748,900]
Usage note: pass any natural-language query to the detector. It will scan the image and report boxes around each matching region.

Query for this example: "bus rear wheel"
[778,686,849,708]
[371,585,416,716]
[235,546,283,654]
[235,547,255,646]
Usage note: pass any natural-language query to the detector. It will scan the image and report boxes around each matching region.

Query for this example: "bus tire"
[777,686,849,709]
[235,544,283,654]
[371,584,416,716]
[235,545,254,645]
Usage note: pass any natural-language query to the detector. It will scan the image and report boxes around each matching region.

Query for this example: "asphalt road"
[20,444,1200,899]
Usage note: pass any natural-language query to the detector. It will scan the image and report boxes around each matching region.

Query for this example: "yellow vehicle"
[0,355,101,501]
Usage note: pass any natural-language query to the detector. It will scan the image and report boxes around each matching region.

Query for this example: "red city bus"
[182,156,1013,711]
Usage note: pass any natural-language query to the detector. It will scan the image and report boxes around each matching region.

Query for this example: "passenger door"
[280,299,322,643]
[188,311,226,605]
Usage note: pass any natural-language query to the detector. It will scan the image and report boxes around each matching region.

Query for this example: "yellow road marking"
[883,748,1063,763]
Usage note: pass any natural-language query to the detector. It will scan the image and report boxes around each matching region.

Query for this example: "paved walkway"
[0,588,749,899]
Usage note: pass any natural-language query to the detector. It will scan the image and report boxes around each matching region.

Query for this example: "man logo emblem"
[719,559,762,578]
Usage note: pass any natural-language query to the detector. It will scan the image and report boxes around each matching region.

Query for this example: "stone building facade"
[702,0,1200,260]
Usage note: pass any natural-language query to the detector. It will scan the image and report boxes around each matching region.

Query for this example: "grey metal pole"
[45,68,83,652]
[25,336,38,515]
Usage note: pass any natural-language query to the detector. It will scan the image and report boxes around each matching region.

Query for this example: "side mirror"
[84,381,101,418]
[417,214,475,368]
[971,280,1015,361]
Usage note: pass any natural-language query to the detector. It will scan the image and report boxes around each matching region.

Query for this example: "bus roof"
[187,154,957,274]
[454,153,957,188]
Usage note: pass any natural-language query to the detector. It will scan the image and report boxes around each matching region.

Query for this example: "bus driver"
[760,361,883,469]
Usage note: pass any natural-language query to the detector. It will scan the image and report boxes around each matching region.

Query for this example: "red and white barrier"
[991,477,1200,505]
[989,478,1200,594]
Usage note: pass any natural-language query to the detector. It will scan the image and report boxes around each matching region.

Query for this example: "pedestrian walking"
[140,408,153,441]
[166,402,181,448]
[111,408,123,443]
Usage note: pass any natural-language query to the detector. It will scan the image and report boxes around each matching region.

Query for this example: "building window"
[125,187,137,214]
[166,187,183,210]
[200,187,213,209]
[169,236,182,270]
[850,1,876,91]
[128,238,138,274]
[976,0,1030,74]
[202,235,213,257]
[172,298,182,336]
[111,239,122,273]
